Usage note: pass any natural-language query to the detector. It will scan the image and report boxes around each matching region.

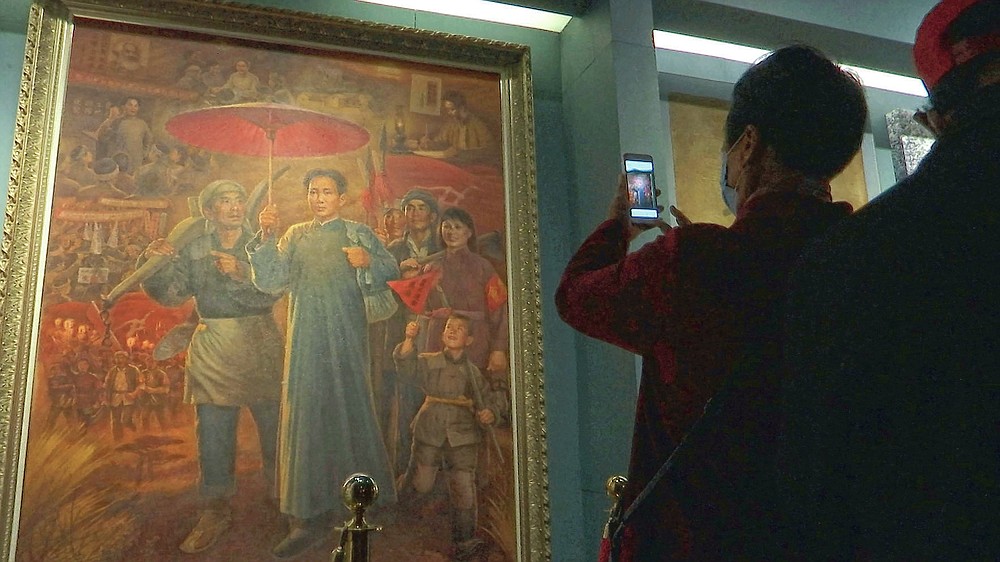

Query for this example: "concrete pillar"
[559,0,673,556]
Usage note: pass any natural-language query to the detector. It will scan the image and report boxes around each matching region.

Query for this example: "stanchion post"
[331,473,381,562]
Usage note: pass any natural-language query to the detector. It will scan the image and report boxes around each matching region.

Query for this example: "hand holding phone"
[623,153,659,221]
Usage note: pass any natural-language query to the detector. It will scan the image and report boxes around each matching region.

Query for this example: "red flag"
[387,269,443,314]
[360,188,377,217]
[485,274,507,312]
[361,143,393,223]
[361,171,392,214]
[371,171,392,203]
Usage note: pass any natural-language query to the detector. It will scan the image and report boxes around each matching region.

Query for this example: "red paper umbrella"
[165,103,370,202]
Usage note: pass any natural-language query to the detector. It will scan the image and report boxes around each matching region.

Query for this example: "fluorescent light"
[357,0,572,33]
[653,30,768,65]
[653,30,928,97]
[847,67,928,97]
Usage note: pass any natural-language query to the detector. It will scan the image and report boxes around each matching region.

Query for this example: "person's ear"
[738,124,762,164]
[465,336,474,348]
[338,193,348,205]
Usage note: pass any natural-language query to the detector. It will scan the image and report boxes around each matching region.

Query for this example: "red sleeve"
[555,219,680,356]
[483,263,509,357]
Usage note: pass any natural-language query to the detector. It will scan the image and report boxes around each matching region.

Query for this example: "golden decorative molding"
[1,1,548,560]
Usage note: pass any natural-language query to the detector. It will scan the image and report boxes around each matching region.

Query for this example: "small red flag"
[387,269,443,314]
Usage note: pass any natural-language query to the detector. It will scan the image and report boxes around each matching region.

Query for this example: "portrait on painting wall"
[0,1,548,561]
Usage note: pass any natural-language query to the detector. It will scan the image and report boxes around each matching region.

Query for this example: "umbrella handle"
[267,128,275,206]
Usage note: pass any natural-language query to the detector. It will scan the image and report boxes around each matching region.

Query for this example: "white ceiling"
[694,0,938,44]
[502,0,939,45]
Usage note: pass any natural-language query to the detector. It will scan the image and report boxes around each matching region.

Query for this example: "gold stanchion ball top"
[342,473,379,510]
[605,475,628,500]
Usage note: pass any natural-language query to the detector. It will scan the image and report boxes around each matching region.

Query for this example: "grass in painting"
[16,426,139,562]
[481,429,516,561]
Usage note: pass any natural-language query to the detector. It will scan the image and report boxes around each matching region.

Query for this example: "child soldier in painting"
[393,314,498,561]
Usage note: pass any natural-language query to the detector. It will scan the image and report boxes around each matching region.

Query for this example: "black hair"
[443,91,467,109]
[448,312,473,328]
[303,169,347,195]
[725,44,868,180]
[438,207,478,252]
[931,1,1000,113]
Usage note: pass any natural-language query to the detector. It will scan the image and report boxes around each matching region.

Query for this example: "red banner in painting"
[387,268,443,314]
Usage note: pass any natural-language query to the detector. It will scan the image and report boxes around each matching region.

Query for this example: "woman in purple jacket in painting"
[412,207,509,376]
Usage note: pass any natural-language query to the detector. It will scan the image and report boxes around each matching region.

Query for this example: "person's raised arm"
[555,175,676,355]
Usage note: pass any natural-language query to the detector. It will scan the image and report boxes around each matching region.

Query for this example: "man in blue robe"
[248,168,399,558]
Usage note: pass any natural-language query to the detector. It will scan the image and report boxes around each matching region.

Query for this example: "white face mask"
[719,152,739,215]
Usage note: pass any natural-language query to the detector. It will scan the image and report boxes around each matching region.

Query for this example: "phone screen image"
[624,157,657,219]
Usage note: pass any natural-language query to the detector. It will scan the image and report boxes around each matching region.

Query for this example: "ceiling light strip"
[356,0,572,33]
[653,30,928,97]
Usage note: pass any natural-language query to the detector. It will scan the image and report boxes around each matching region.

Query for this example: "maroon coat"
[556,189,851,561]
[425,247,509,369]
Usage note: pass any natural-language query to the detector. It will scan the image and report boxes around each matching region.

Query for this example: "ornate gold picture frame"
[0,0,547,560]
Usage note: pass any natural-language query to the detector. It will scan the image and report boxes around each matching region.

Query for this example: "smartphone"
[623,153,658,220]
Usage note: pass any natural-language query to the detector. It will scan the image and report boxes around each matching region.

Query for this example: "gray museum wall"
[1,28,27,211]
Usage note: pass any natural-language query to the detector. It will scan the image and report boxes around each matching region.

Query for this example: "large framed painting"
[0,0,548,560]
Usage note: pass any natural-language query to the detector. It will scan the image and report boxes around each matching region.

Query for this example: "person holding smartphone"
[556,45,867,561]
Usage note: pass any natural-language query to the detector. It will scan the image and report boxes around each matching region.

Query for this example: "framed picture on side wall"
[0,0,548,560]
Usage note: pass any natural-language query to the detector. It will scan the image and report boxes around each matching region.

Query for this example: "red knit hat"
[913,0,1000,90]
